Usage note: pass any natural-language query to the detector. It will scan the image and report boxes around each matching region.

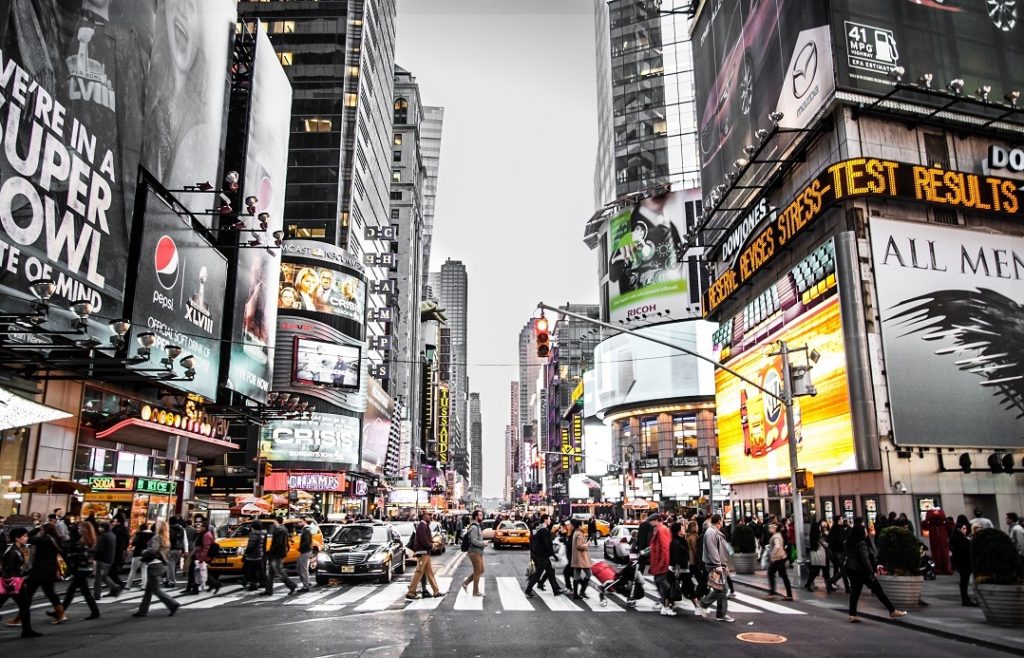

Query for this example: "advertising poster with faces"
[278,263,366,324]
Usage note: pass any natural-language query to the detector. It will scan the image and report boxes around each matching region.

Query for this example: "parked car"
[603,524,639,564]
[209,518,323,574]
[316,522,406,584]
[317,523,340,542]
[481,518,497,541]
[493,521,531,549]
[428,520,447,554]
[391,521,418,563]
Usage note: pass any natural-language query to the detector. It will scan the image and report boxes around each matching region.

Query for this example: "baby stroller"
[595,553,646,609]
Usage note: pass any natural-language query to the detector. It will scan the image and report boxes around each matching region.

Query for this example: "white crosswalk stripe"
[495,577,534,611]
[453,578,485,610]
[405,577,453,610]
[353,582,408,612]
[534,583,580,612]
[306,585,375,611]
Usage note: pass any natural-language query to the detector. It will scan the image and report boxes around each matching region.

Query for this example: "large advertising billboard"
[591,320,716,414]
[260,413,360,467]
[692,0,833,202]
[293,338,360,389]
[227,24,292,403]
[278,262,366,325]
[830,1,1023,100]
[870,219,1024,448]
[275,317,366,414]
[607,189,703,323]
[714,238,856,484]
[128,185,227,400]
[362,378,393,474]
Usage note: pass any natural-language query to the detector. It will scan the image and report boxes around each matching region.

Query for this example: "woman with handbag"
[0,528,41,638]
[133,520,179,617]
[765,523,794,600]
[52,521,101,623]
[22,524,66,624]
[569,519,593,599]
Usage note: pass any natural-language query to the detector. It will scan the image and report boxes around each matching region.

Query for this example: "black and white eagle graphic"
[887,288,1024,419]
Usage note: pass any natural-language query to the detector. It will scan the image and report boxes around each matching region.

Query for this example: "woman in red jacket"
[648,514,675,616]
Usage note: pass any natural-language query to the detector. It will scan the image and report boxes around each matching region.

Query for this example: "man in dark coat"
[524,514,564,597]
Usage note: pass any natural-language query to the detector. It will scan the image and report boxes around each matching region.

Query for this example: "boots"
[4,614,21,627]
[571,581,581,600]
[50,605,67,625]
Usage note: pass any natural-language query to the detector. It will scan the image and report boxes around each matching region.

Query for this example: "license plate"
[341,566,354,573]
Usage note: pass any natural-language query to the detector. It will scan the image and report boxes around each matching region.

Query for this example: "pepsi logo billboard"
[128,183,227,400]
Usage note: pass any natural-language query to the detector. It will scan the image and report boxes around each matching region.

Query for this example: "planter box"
[731,552,757,574]
[974,583,1024,626]
[875,574,922,609]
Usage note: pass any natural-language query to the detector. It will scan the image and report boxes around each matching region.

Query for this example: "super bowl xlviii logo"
[185,266,213,333]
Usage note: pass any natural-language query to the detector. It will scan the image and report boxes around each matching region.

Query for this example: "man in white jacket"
[698,514,734,623]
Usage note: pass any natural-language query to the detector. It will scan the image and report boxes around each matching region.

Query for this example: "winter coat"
[28,533,62,582]
[194,529,216,563]
[530,526,556,561]
[570,529,592,569]
[267,525,290,559]
[950,531,972,574]
[649,524,671,576]
[810,536,828,566]
[669,535,690,571]
[94,530,116,565]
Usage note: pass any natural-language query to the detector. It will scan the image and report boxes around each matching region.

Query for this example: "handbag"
[51,537,68,581]
[526,559,536,578]
[0,576,24,595]
[707,567,726,591]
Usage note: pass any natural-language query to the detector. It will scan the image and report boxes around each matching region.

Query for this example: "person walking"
[648,514,675,616]
[0,528,40,638]
[827,517,850,592]
[670,521,703,617]
[765,522,794,600]
[588,517,598,546]
[460,510,486,597]
[92,522,121,600]
[698,514,733,622]
[263,517,298,596]
[1006,513,1024,559]
[52,521,100,623]
[524,514,564,597]
[109,514,129,589]
[406,511,442,600]
[18,524,65,629]
[193,519,222,595]
[559,520,575,592]
[804,519,835,592]
[124,522,154,591]
[132,521,179,617]
[242,518,267,591]
[635,513,653,575]
[846,518,907,622]
[166,516,187,588]
[296,518,314,592]
[570,518,593,599]
[950,519,977,607]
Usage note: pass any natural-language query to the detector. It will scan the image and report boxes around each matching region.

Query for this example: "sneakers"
[890,610,908,618]
[715,615,735,623]
[651,602,662,611]
[693,603,707,618]
[287,588,300,596]
[849,616,862,623]
[659,606,678,617]
[524,590,536,598]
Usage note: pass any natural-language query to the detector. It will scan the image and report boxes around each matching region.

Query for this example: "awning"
[96,418,239,459]
[0,386,73,431]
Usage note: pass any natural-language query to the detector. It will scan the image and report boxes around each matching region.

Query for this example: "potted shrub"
[875,526,923,608]
[730,524,758,574]
[971,528,1024,626]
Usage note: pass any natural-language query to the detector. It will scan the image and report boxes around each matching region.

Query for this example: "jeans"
[265,557,296,594]
[408,554,439,596]
[136,563,178,614]
[525,557,561,593]
[848,571,896,616]
[829,551,850,591]
[958,568,972,604]
[297,552,312,588]
[654,572,673,605]
[700,576,729,618]
[93,561,120,599]
[126,556,149,590]
[768,558,792,597]
[463,552,484,594]
[62,571,99,616]
[167,549,182,586]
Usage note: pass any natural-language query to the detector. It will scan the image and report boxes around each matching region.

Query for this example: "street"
[1,539,1008,657]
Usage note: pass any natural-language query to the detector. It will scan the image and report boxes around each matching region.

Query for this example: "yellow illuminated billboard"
[713,239,856,484]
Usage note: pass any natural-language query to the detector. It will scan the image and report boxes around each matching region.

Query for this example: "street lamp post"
[779,340,806,580]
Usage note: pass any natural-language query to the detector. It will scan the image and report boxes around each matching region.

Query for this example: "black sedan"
[316,523,407,584]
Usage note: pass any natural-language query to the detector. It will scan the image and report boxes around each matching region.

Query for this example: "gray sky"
[396,0,599,499]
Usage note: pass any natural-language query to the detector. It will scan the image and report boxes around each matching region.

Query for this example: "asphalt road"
[0,539,1009,657]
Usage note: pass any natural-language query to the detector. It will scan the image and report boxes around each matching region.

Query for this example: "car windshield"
[332,525,387,544]
[392,523,415,537]
[498,521,514,530]
[514,522,529,531]
[227,522,273,538]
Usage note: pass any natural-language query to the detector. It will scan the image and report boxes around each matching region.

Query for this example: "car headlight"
[367,550,390,565]
[317,552,331,563]
[235,547,245,556]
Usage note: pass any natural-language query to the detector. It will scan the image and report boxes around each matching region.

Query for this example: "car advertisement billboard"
[607,189,704,323]
[830,0,1023,99]
[260,413,360,467]
[127,184,227,400]
[227,24,293,403]
[713,238,856,484]
[693,0,833,203]
[869,219,1024,448]
[361,377,393,474]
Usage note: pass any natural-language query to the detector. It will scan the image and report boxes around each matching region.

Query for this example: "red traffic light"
[535,317,548,332]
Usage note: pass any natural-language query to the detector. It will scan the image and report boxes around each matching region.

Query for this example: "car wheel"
[378,561,393,584]
[739,51,754,116]
[396,555,406,575]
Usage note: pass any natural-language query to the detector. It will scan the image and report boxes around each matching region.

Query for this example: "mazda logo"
[791,41,817,100]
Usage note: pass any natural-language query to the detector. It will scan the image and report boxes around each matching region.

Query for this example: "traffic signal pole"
[537,302,807,576]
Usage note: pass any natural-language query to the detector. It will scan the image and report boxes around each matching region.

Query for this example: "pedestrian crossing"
[70,574,805,617]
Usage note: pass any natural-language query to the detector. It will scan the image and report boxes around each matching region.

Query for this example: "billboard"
[437,383,450,464]
[714,238,856,484]
[141,0,236,219]
[361,378,393,474]
[128,185,227,400]
[260,413,360,466]
[226,23,293,403]
[693,0,833,202]
[591,320,716,414]
[607,190,702,323]
[830,0,1023,99]
[293,338,360,389]
[869,219,1024,448]
[278,262,366,324]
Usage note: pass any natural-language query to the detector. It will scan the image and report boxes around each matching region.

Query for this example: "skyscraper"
[433,259,469,471]
[469,392,482,504]
[508,380,520,501]
[517,319,545,485]
[420,106,444,295]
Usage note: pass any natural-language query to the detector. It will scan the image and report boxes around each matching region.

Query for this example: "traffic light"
[535,317,550,358]
[264,461,273,479]
[794,468,814,492]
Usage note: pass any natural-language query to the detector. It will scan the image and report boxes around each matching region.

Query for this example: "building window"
[276,52,293,67]
[347,66,360,78]
[640,417,658,459]
[271,20,296,34]
[672,414,698,456]
[393,134,403,146]
[394,98,408,124]
[393,150,402,162]
[344,93,358,108]
[390,190,402,201]
[303,118,332,132]
[391,208,400,220]
[287,224,327,239]
[392,169,401,183]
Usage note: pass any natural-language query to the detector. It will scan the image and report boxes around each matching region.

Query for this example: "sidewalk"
[731,568,1024,654]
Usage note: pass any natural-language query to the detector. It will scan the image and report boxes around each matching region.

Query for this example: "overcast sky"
[396,0,599,500]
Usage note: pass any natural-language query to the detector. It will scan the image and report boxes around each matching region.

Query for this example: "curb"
[732,576,1020,655]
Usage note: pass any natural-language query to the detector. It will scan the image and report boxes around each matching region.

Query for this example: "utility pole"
[779,340,806,580]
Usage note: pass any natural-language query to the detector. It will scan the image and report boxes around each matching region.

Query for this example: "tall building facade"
[432,259,469,471]
[420,106,444,295]
[517,320,545,491]
[469,392,482,504]
[508,380,520,501]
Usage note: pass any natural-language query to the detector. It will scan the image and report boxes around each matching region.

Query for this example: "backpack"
[460,524,474,552]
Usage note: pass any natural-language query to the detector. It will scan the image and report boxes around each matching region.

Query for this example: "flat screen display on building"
[292,338,361,389]
[278,262,365,325]
[260,413,360,466]
[714,238,856,484]
[869,218,1024,448]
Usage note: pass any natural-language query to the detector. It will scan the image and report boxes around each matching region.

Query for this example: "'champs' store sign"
[437,384,450,464]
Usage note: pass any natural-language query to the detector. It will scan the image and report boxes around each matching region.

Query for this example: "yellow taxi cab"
[208,518,324,573]
[492,520,531,549]
[574,514,610,538]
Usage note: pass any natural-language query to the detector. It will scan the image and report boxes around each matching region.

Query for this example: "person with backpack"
[167,516,187,588]
[263,517,298,596]
[406,511,441,600]
[51,521,100,623]
[132,520,179,617]
[192,519,223,595]
[460,509,486,597]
